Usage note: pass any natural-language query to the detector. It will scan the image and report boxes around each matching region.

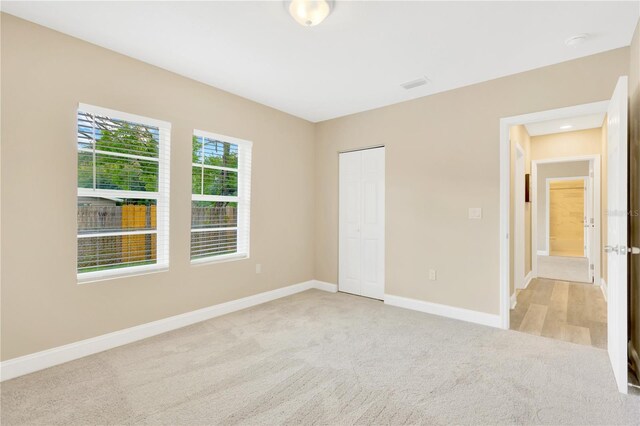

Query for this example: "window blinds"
[191,129,252,262]
[77,103,170,281]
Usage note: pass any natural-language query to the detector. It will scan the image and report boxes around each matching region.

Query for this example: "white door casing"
[339,147,385,300]
[514,145,525,289]
[586,163,595,282]
[606,76,629,394]
[500,101,608,331]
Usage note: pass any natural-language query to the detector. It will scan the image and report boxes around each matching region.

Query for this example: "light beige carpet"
[1,289,638,425]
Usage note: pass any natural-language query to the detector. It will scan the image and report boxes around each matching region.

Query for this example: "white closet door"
[339,147,385,300]
[339,151,363,296]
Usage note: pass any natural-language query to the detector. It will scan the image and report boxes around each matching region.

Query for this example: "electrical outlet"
[429,269,437,281]
[256,264,262,274]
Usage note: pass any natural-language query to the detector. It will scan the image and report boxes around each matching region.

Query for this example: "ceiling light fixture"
[565,33,589,47]
[287,0,332,27]
[560,124,573,130]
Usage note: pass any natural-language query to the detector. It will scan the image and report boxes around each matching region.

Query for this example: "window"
[191,130,252,262]
[77,104,170,282]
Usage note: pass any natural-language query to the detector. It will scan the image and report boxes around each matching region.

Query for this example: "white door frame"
[514,144,526,289]
[544,176,588,258]
[531,156,600,283]
[499,100,608,330]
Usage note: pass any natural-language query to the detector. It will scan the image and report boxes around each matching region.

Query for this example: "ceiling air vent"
[400,77,429,90]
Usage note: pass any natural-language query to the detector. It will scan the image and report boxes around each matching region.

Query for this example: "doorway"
[500,76,630,393]
[338,146,385,300]
[532,158,599,285]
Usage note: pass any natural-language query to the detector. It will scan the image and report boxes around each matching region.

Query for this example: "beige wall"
[314,48,629,316]
[530,127,603,162]
[0,14,316,361]
[628,17,640,378]
[509,125,531,295]
[1,13,635,362]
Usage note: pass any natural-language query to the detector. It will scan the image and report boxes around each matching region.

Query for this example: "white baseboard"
[312,280,338,293]
[523,271,533,289]
[383,294,501,328]
[510,292,518,310]
[0,279,334,382]
[537,250,548,256]
[600,278,608,302]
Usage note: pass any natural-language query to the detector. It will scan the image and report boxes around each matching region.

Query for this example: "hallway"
[537,255,591,283]
[510,278,607,349]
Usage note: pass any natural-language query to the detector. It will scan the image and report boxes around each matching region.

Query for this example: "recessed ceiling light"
[287,0,332,27]
[560,124,573,130]
[565,34,589,47]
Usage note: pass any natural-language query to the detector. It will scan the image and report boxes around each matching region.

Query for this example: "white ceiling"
[2,1,639,122]
[525,112,606,136]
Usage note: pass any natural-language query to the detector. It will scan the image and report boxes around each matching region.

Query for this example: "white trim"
[523,271,533,289]
[77,229,156,239]
[77,188,159,201]
[191,194,239,203]
[193,128,253,148]
[601,278,608,302]
[537,250,549,256]
[500,100,608,330]
[190,226,237,233]
[79,103,171,129]
[514,143,526,290]
[78,264,168,285]
[510,292,518,310]
[190,252,248,266]
[190,129,252,263]
[0,280,334,382]
[78,147,160,163]
[384,294,501,328]
[76,104,171,284]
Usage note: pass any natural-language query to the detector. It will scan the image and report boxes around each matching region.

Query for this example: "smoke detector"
[565,34,589,46]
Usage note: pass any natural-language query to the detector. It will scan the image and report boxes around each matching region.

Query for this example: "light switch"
[468,207,482,219]
[429,269,437,281]
[256,264,262,274]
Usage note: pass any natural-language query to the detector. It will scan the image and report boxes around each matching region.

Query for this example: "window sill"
[190,253,249,266]
[77,264,169,284]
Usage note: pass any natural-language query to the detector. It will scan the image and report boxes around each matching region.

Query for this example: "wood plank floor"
[510,278,607,349]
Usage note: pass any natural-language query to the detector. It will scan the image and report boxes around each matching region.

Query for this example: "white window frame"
[77,103,171,283]
[191,129,252,264]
